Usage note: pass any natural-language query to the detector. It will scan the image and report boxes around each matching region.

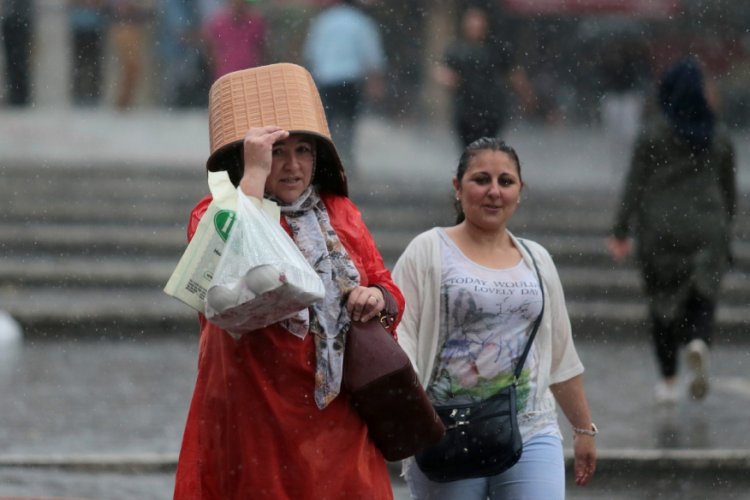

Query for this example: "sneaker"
[654,379,680,405]
[686,339,710,400]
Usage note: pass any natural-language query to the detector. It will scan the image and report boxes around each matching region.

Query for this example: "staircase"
[2,158,748,340]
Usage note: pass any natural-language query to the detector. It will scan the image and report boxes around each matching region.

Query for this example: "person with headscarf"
[607,57,736,406]
[173,63,405,499]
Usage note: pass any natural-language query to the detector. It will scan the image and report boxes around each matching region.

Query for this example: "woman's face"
[264,134,315,204]
[453,150,522,231]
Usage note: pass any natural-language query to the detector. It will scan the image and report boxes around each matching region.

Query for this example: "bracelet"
[573,423,598,437]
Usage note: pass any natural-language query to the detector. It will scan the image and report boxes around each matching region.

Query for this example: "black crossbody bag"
[414,240,545,482]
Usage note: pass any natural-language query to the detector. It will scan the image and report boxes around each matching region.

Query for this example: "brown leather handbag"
[343,286,446,461]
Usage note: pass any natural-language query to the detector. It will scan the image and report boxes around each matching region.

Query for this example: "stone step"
[5,212,748,264]
[5,160,749,237]
[4,287,748,341]
[531,234,750,270]
[5,196,459,231]
[3,222,750,272]
[3,202,622,241]
[4,198,200,225]
[7,201,749,245]
[0,256,177,287]
[569,300,750,342]
[373,231,750,270]
[0,222,185,257]
[0,288,194,337]
[4,163,748,342]
[2,257,749,305]
[558,266,750,303]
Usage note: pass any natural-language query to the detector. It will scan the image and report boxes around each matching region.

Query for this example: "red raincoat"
[174,193,405,500]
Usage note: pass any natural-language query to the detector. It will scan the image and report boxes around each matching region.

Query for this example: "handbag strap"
[371,284,398,329]
[512,239,545,382]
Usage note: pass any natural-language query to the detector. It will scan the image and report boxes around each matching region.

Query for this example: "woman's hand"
[573,434,596,486]
[346,286,385,322]
[549,375,597,486]
[239,126,289,199]
[606,236,631,263]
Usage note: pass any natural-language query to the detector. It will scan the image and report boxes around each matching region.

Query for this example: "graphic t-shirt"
[430,229,559,441]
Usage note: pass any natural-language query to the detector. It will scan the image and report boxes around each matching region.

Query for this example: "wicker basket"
[206,63,347,195]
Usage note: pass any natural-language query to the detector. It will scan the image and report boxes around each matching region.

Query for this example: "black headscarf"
[658,58,715,153]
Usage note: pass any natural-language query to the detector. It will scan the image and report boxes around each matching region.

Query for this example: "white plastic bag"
[205,190,325,332]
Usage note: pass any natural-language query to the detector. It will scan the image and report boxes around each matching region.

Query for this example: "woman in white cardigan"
[393,137,596,499]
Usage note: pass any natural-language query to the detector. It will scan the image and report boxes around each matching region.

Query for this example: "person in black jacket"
[607,58,736,405]
[1,0,34,106]
[432,6,534,148]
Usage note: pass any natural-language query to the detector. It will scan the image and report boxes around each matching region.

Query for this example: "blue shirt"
[303,4,385,85]
[69,6,107,31]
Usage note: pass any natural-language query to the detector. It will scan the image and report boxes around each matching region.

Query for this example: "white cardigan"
[392,228,584,411]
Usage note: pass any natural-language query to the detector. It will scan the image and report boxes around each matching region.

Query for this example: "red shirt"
[205,7,267,81]
[174,193,404,499]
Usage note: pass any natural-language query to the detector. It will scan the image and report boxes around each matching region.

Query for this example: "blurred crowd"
[1,0,269,109]
[1,0,749,129]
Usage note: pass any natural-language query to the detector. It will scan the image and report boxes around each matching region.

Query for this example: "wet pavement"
[1,335,750,499]
[1,109,750,498]
[2,336,750,457]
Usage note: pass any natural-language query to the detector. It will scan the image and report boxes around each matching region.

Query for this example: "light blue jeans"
[405,434,565,500]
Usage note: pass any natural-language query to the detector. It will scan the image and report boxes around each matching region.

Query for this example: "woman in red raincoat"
[173,64,404,500]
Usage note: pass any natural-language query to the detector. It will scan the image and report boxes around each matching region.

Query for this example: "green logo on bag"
[214,210,236,242]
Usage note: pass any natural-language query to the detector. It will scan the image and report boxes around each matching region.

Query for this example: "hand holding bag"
[414,240,545,482]
[344,285,446,461]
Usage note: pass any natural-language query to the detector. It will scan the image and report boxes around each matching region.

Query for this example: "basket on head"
[206,63,348,196]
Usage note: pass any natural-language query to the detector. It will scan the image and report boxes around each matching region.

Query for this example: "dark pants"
[2,15,33,106]
[71,29,105,106]
[650,289,715,378]
[319,80,363,172]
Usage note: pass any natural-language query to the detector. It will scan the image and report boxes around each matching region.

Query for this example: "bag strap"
[370,284,398,329]
[512,239,545,382]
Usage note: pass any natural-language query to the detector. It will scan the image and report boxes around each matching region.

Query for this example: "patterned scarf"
[276,187,360,409]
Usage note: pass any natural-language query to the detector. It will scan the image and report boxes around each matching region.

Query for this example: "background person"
[393,137,596,499]
[108,0,153,109]
[432,6,534,148]
[173,64,405,499]
[202,0,268,82]
[68,0,107,107]
[1,0,34,106]
[302,0,386,176]
[607,57,736,405]
[154,0,211,108]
